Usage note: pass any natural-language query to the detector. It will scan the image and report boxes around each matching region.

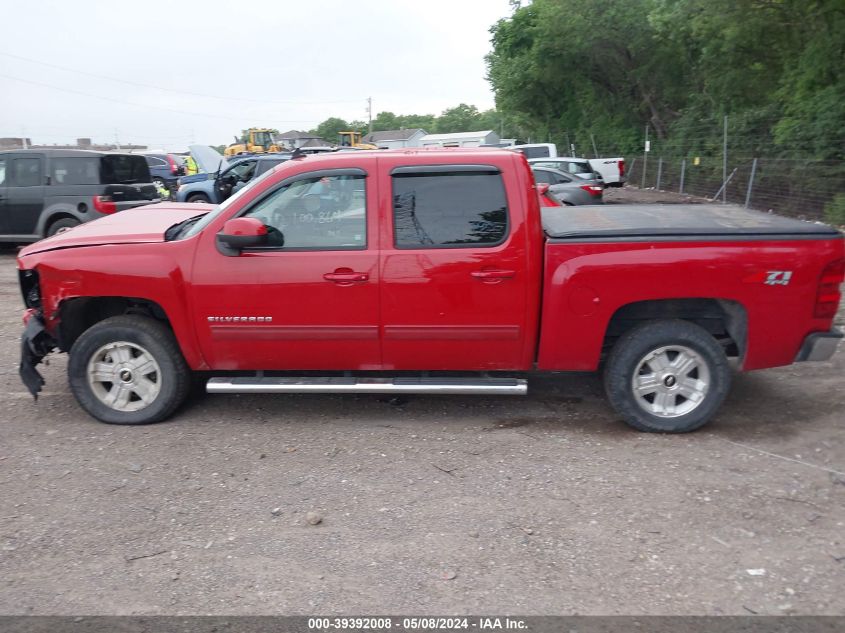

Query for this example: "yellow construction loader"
[338,131,378,150]
[225,128,283,156]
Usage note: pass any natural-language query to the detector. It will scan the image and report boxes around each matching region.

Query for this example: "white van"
[511,143,558,159]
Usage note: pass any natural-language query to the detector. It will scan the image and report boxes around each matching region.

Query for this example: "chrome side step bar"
[206,376,528,396]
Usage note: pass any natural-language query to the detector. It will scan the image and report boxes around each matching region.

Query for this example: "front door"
[6,154,44,237]
[378,164,531,371]
[190,169,381,371]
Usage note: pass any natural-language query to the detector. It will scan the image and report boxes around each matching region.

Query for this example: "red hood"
[19,203,213,256]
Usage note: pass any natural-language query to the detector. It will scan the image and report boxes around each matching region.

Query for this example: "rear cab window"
[391,166,508,248]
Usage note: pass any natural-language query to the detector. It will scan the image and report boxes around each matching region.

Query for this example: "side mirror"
[216,217,268,255]
[536,183,550,195]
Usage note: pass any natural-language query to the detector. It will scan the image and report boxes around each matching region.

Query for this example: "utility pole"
[114,129,121,150]
[722,114,728,203]
[21,127,28,149]
[641,124,649,189]
[367,97,373,134]
[590,133,599,158]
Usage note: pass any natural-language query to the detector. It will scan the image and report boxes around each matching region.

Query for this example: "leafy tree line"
[308,104,511,142]
[485,0,845,162]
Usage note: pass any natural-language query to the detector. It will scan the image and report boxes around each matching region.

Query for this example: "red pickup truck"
[17,149,844,432]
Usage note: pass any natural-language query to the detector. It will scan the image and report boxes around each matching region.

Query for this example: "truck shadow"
[186,369,832,441]
[706,370,830,441]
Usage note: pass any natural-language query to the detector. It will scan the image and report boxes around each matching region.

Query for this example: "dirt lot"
[1,220,843,615]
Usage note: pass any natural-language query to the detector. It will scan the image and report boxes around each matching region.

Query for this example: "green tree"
[312,117,349,143]
[435,104,484,133]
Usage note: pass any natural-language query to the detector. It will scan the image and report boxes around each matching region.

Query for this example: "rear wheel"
[604,319,731,433]
[68,316,191,425]
[186,193,210,203]
[46,217,80,237]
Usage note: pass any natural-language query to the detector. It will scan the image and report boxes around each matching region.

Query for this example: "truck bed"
[543,204,841,241]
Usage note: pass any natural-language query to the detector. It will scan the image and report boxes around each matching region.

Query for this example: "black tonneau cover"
[543,204,841,241]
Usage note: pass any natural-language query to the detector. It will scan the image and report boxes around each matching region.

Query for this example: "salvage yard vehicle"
[1,149,159,243]
[17,149,845,432]
[530,157,602,182]
[531,166,604,205]
[176,154,292,204]
[138,152,185,195]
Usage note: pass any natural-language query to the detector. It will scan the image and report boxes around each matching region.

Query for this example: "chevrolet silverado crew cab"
[17,149,844,432]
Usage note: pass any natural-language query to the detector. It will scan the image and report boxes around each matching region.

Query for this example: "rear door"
[6,154,44,236]
[378,162,531,370]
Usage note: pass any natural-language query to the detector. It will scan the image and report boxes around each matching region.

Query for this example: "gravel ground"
[0,243,843,615]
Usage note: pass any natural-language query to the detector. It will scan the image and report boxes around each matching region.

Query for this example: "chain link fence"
[622,154,844,221]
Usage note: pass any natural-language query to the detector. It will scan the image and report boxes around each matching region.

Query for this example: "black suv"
[0,149,159,242]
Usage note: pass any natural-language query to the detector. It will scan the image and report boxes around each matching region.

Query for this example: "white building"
[361,129,427,149]
[418,130,501,148]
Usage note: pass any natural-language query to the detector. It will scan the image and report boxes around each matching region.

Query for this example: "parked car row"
[0,144,609,245]
[0,149,158,242]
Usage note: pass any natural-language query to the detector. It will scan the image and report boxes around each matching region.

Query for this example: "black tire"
[186,193,210,204]
[68,316,191,425]
[46,217,80,237]
[603,319,731,433]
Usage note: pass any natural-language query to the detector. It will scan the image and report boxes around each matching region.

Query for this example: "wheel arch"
[38,205,85,237]
[603,298,748,365]
[57,296,174,353]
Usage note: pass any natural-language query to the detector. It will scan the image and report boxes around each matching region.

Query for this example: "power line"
[0,50,366,106]
[0,73,318,124]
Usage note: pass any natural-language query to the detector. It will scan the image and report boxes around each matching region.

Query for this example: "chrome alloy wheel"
[631,345,711,418]
[86,342,162,412]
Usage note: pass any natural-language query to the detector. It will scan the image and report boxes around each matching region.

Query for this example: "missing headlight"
[19,269,41,310]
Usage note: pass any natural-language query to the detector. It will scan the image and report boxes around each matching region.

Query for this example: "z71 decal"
[764,271,793,285]
[743,270,794,286]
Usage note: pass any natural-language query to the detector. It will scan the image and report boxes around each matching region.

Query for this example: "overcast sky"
[0,0,515,151]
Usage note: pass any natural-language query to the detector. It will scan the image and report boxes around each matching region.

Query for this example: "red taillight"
[167,155,179,175]
[93,195,117,214]
[619,159,625,177]
[815,259,845,318]
[580,185,603,197]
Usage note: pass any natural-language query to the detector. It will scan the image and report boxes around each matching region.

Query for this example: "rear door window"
[392,168,508,248]
[100,155,151,184]
[50,157,100,185]
[11,157,42,187]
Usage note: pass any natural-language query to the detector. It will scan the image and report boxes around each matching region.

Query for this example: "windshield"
[253,131,273,147]
[181,164,280,239]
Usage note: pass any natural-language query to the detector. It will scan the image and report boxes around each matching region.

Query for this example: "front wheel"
[603,320,731,433]
[68,316,191,424]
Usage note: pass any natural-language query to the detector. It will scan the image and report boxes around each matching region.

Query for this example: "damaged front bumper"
[20,312,56,399]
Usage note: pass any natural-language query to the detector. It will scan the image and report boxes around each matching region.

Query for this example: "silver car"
[532,166,604,206]
[529,157,603,183]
